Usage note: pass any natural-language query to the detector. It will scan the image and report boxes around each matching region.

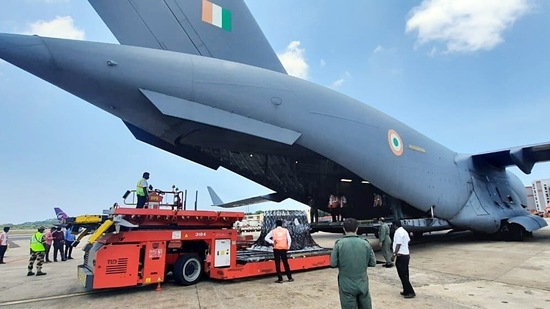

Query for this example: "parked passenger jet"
[1,0,549,240]
[54,207,69,224]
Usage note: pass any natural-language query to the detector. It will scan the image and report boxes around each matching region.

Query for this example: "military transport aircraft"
[1,0,549,240]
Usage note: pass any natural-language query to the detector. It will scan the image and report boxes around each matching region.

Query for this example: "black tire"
[508,224,525,241]
[173,254,203,286]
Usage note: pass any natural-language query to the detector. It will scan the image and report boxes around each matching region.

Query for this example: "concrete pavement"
[1,222,550,308]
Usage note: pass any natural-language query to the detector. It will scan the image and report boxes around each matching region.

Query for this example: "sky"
[1,0,549,224]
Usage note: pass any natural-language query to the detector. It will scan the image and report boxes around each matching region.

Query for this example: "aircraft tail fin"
[54,207,68,221]
[89,0,287,73]
[207,186,224,206]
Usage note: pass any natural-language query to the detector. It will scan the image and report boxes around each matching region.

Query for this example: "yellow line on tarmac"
[0,290,99,306]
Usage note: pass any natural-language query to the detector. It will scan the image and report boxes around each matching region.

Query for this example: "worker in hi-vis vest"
[265,219,294,283]
[136,172,150,209]
[28,226,47,276]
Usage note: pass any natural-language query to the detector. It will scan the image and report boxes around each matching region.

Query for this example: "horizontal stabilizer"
[141,89,301,145]
[207,186,286,208]
[472,142,550,174]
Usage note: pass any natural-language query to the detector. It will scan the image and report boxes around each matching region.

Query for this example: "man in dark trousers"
[330,218,376,309]
[136,172,150,208]
[264,219,293,283]
[0,226,10,264]
[392,220,416,298]
[64,225,75,259]
[52,226,65,262]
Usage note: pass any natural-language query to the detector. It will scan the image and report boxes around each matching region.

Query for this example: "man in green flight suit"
[330,218,376,309]
[378,217,393,268]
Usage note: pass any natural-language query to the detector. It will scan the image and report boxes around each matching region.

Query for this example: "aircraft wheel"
[508,224,525,241]
[501,223,525,241]
[173,254,203,286]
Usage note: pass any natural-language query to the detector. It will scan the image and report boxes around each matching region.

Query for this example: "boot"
[27,271,35,276]
[36,271,47,276]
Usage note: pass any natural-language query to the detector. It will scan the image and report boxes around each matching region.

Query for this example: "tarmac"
[1,220,550,309]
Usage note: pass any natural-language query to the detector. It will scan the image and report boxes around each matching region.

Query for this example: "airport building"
[531,179,550,212]
[525,186,536,211]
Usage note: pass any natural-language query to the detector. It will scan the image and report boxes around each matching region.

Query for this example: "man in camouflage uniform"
[330,218,376,309]
[28,226,47,276]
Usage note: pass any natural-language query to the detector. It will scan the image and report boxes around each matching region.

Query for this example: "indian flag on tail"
[202,0,232,31]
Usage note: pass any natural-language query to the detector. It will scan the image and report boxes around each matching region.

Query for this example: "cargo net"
[251,210,323,251]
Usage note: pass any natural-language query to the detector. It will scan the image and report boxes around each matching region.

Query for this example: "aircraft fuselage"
[0,34,542,235]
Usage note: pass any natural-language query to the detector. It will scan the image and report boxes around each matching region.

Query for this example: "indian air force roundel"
[387,129,403,156]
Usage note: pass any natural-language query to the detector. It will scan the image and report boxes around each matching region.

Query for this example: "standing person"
[339,193,348,221]
[44,227,54,263]
[378,217,393,268]
[52,227,65,262]
[308,196,318,223]
[136,172,150,209]
[328,194,340,222]
[28,226,47,276]
[264,219,293,283]
[330,218,376,309]
[392,220,415,298]
[0,226,10,264]
[64,225,75,259]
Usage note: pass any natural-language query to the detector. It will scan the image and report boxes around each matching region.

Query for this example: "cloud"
[24,16,85,40]
[406,0,531,53]
[277,41,309,79]
[373,45,384,53]
[330,72,351,90]
[320,59,326,67]
[331,78,345,89]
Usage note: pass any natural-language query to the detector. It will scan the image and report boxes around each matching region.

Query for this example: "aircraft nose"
[0,33,58,78]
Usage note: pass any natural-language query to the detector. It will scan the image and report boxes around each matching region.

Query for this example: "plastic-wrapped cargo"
[251,210,323,251]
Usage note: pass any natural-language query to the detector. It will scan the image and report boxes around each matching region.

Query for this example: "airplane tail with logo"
[89,0,287,74]
[54,207,68,222]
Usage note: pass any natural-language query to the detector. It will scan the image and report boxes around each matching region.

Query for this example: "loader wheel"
[173,254,203,286]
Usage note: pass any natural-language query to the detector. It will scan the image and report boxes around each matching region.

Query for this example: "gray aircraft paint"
[0,0,549,237]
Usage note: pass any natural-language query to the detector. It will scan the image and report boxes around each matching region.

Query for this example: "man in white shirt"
[0,226,9,264]
[392,220,415,298]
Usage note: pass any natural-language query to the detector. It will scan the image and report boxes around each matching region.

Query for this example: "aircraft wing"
[141,89,301,146]
[88,0,287,73]
[472,142,550,174]
[207,186,286,208]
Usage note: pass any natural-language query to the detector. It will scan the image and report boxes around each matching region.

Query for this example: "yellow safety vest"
[136,178,146,196]
[30,232,45,252]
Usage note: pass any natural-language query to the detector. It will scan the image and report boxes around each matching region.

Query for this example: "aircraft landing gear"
[500,223,527,241]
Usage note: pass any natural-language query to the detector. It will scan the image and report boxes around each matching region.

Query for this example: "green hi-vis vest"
[30,232,45,252]
[136,178,145,196]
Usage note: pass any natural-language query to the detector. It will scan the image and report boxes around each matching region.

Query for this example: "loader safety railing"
[121,187,199,210]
